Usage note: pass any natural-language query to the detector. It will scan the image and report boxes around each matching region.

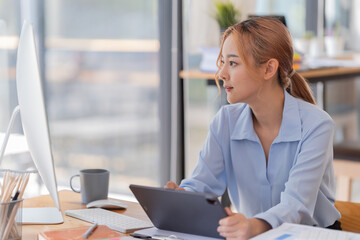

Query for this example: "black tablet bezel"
[129,184,227,239]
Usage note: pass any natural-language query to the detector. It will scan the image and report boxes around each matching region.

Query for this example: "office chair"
[335,201,360,233]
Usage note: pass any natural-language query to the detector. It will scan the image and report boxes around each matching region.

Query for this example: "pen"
[82,222,98,239]
[130,233,182,240]
[153,235,183,240]
[130,233,152,239]
[12,190,20,201]
[7,190,21,217]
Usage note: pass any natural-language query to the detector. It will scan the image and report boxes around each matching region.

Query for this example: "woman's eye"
[230,61,237,66]
[220,60,225,65]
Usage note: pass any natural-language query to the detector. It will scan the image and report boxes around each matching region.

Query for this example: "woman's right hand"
[164,181,185,191]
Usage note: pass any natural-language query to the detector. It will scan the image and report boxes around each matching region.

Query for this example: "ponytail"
[287,71,316,104]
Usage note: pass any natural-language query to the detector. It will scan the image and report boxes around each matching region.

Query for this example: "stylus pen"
[82,222,98,239]
[130,233,183,240]
[130,233,152,239]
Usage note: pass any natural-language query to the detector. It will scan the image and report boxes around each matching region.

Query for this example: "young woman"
[166,17,341,239]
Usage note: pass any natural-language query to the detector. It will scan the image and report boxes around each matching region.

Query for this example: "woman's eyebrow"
[227,54,239,58]
[220,54,239,58]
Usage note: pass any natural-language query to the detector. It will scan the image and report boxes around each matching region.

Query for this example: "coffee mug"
[70,169,110,203]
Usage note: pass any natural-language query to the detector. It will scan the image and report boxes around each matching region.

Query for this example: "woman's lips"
[224,87,233,92]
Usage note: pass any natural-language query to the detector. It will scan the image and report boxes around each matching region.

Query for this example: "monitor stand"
[22,207,63,224]
[0,106,64,224]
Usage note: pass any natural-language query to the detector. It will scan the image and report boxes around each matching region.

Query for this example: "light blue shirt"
[180,90,341,229]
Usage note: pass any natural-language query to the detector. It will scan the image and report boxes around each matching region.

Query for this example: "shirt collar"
[231,104,258,141]
[231,90,302,143]
[275,90,302,143]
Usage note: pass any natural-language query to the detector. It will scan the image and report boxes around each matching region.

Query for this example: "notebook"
[129,184,227,239]
[37,225,121,240]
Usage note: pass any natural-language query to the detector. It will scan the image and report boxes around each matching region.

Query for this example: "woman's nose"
[218,66,228,81]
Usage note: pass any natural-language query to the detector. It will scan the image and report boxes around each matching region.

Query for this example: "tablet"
[129,184,227,239]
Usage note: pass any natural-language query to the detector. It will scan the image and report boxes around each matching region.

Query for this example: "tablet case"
[129,184,227,239]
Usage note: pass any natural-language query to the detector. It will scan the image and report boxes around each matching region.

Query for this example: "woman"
[166,17,341,239]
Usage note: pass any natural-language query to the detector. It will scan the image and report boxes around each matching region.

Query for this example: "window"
[45,0,161,196]
[1,0,165,197]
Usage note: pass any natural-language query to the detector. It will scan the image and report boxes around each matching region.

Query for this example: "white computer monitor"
[0,21,63,224]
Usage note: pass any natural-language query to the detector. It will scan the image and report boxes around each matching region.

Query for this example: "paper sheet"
[136,223,360,240]
[134,227,223,240]
[250,223,360,240]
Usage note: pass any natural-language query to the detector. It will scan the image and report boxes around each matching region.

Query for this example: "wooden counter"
[180,66,360,83]
[22,190,149,240]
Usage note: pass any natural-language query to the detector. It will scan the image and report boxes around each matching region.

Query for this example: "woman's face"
[218,34,263,104]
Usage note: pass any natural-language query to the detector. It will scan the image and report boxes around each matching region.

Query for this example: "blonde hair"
[216,17,316,104]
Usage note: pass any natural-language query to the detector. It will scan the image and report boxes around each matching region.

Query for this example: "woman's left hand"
[217,207,250,240]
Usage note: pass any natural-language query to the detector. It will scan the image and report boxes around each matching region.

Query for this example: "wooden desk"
[22,190,360,238]
[22,190,150,240]
[180,67,360,83]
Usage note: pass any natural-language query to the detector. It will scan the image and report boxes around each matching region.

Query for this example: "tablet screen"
[130,184,227,239]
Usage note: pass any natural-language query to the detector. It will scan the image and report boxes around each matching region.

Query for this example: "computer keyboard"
[65,208,153,233]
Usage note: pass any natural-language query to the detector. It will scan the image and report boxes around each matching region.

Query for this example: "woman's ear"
[264,58,279,80]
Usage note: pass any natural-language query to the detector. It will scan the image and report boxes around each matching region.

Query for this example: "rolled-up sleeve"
[254,119,336,228]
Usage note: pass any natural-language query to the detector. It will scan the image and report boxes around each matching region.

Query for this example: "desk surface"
[22,190,360,238]
[23,190,150,240]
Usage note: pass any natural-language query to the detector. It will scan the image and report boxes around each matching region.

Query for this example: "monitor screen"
[248,15,287,27]
[16,21,62,223]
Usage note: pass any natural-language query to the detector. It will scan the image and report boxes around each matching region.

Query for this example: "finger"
[219,217,237,227]
[218,207,233,225]
[219,213,247,226]
[164,181,173,188]
[218,226,245,239]
[218,222,248,239]
[164,181,178,189]
[219,231,243,239]
[225,207,233,216]
[219,215,240,226]
[219,230,247,240]
[218,218,247,232]
[164,181,172,188]
[218,224,236,233]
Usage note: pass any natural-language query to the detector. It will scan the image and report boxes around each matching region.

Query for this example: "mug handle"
[70,174,81,193]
